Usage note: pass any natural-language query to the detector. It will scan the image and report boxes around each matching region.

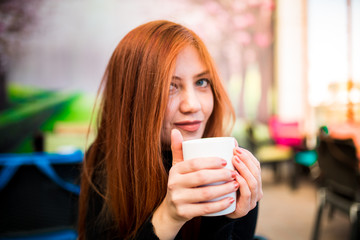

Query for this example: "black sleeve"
[135,203,259,240]
[133,215,160,240]
[85,187,117,240]
[199,203,259,240]
[85,188,161,240]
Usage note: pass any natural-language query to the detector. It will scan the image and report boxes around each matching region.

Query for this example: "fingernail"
[231,171,236,179]
[229,198,235,204]
[234,181,239,189]
[235,147,242,154]
[221,159,227,166]
[234,155,241,164]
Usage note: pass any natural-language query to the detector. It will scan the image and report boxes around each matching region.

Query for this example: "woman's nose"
[180,88,201,113]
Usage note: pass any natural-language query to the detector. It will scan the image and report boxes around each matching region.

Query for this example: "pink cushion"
[268,116,302,147]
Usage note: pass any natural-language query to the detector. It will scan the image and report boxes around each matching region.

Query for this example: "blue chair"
[0,151,83,239]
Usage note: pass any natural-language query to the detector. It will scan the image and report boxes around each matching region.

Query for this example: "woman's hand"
[152,129,238,240]
[227,146,263,219]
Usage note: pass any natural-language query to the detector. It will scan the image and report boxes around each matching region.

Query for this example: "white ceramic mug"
[182,137,236,216]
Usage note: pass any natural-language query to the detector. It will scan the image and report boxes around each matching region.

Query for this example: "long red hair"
[78,20,235,239]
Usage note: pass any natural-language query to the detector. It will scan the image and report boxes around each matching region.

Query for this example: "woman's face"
[161,46,214,146]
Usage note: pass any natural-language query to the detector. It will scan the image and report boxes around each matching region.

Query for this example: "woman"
[78,20,262,240]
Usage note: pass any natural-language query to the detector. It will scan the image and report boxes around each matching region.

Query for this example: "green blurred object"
[42,94,97,153]
[0,91,75,126]
[41,93,96,132]
[0,84,96,153]
[44,131,96,153]
[245,120,293,183]
[320,125,329,135]
[256,144,293,163]
[232,118,250,149]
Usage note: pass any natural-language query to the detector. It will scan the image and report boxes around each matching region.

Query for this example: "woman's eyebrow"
[195,70,210,78]
[172,70,210,80]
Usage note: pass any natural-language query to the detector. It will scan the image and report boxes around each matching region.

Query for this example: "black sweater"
[84,150,258,240]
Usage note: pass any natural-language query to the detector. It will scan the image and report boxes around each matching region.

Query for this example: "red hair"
[78,20,235,239]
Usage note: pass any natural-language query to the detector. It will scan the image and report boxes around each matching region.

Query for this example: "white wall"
[275,0,307,122]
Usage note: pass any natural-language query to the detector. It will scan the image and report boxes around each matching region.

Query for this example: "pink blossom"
[235,31,252,45]
[233,13,255,29]
[233,1,247,13]
[204,1,222,15]
[254,32,271,48]
[261,0,276,11]
[244,49,257,63]
[248,0,261,7]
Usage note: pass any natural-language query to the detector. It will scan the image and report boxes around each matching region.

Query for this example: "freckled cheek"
[162,98,177,130]
[161,115,172,145]
[166,97,179,119]
[202,93,214,122]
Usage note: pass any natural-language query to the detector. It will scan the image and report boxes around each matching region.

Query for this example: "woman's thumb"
[171,129,184,166]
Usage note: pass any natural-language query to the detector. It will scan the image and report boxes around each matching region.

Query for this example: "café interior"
[0,0,359,239]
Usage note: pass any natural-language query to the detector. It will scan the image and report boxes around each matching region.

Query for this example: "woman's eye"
[196,78,210,87]
[169,82,178,93]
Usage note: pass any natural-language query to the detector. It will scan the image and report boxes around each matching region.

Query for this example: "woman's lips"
[174,121,202,132]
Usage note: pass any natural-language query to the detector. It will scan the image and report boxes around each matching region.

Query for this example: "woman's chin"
[181,132,203,142]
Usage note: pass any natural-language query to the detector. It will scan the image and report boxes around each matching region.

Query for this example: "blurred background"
[0,0,359,239]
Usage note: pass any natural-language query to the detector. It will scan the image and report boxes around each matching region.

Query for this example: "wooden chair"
[312,132,360,240]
